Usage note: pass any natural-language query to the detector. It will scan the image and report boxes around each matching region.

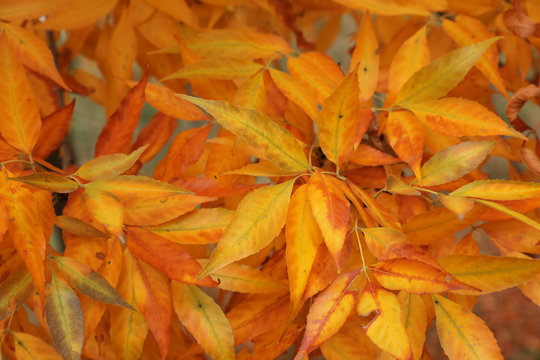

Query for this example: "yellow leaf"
[172,281,234,360]
[394,37,500,106]
[451,179,540,200]
[333,0,430,16]
[407,98,526,139]
[162,58,263,81]
[45,271,84,360]
[357,286,412,360]
[268,68,320,124]
[74,145,148,181]
[433,294,503,360]
[199,180,295,278]
[397,291,426,360]
[384,175,421,196]
[420,140,495,186]
[179,95,309,172]
[350,13,379,102]
[54,216,108,238]
[437,254,540,294]
[0,35,41,154]
[86,175,191,199]
[8,173,79,193]
[294,271,361,360]
[12,332,62,360]
[385,111,423,180]
[286,184,324,320]
[472,198,540,231]
[0,269,33,321]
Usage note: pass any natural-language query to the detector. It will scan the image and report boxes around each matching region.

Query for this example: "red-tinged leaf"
[286,184,324,319]
[333,0,430,16]
[356,285,412,360]
[0,22,69,90]
[370,258,478,294]
[439,194,474,221]
[420,140,495,186]
[171,176,264,197]
[433,294,503,360]
[350,13,379,101]
[132,112,177,166]
[348,181,401,229]
[302,244,339,301]
[437,254,540,295]
[481,219,540,253]
[45,270,84,360]
[54,216,108,238]
[397,291,427,360]
[162,125,212,181]
[386,26,430,106]
[126,226,217,287]
[0,0,70,22]
[162,58,263,81]
[361,227,443,270]
[180,95,310,172]
[394,38,500,106]
[442,17,507,97]
[294,270,361,360]
[52,256,131,308]
[8,173,79,193]
[408,98,526,139]
[237,325,303,360]
[95,73,147,156]
[11,331,63,360]
[0,268,33,320]
[34,0,118,30]
[451,179,540,200]
[318,66,369,168]
[171,281,235,360]
[75,145,148,181]
[307,172,350,269]
[384,175,421,196]
[133,257,172,359]
[349,144,401,166]
[86,175,190,199]
[268,68,320,123]
[110,249,149,360]
[146,208,233,244]
[504,0,535,37]
[521,147,540,175]
[33,99,75,160]
[385,111,423,180]
[287,52,344,103]
[199,180,295,278]
[187,28,292,59]
[123,194,215,226]
[82,188,124,236]
[0,35,41,154]
[506,84,540,122]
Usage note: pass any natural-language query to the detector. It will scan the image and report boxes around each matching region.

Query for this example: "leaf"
[52,256,131,308]
[74,145,148,181]
[356,285,412,360]
[451,179,540,200]
[0,35,41,153]
[439,194,475,221]
[318,65,368,168]
[385,111,423,180]
[294,270,361,360]
[437,254,540,294]
[0,268,33,320]
[349,13,379,102]
[433,294,503,360]
[179,95,309,172]
[408,98,526,139]
[394,37,500,106]
[145,0,198,28]
[33,99,75,160]
[521,147,540,176]
[12,331,63,360]
[504,0,535,37]
[473,198,540,230]
[86,175,191,199]
[286,184,324,320]
[397,291,426,360]
[126,226,217,287]
[384,175,421,196]
[199,180,295,278]
[8,173,79,193]
[420,141,495,186]
[94,73,147,156]
[0,22,70,90]
[172,281,235,360]
[307,172,350,269]
[82,187,124,236]
[0,0,70,22]
[370,258,478,294]
[54,216,108,238]
[349,144,401,166]
[162,58,263,81]
[45,270,84,360]
[505,84,540,122]
[333,0,430,16]
[34,0,118,30]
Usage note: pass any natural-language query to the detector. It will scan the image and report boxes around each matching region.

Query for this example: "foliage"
[0,0,540,359]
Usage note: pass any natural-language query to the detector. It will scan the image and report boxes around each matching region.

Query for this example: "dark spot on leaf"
[96,252,105,260]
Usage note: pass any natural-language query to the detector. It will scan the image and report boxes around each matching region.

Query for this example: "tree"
[0,0,539,359]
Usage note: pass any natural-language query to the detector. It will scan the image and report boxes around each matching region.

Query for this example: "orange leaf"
[433,294,503,360]
[350,13,379,102]
[451,179,540,200]
[0,35,41,154]
[82,187,124,236]
[0,22,70,90]
[86,175,190,199]
[162,58,263,81]
[294,270,361,360]
[349,144,401,166]
[0,0,70,22]
[8,173,79,193]
[54,216,108,238]
[385,111,423,180]
[384,175,421,196]
[172,281,235,360]
[504,0,535,37]
[333,0,430,16]
[33,99,75,160]
[307,172,350,270]
[34,0,118,30]
[75,145,148,181]
[397,291,427,360]
[233,71,267,112]
[12,331,63,360]
[439,194,475,221]
[302,244,339,301]
[505,84,540,122]
[0,268,33,321]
